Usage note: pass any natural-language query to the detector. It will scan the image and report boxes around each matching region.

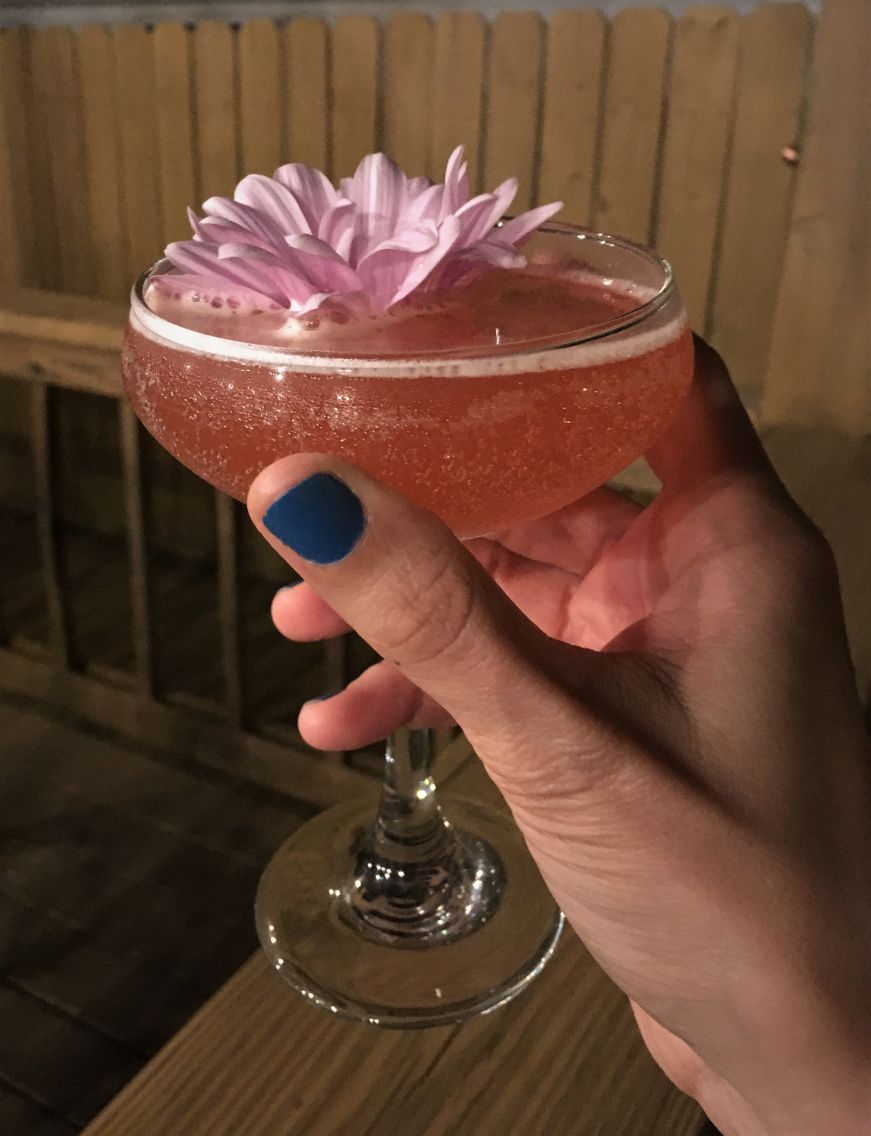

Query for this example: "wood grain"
[30,384,71,665]
[32,28,93,296]
[119,404,154,695]
[431,12,486,192]
[0,644,371,807]
[708,3,813,408]
[383,13,434,179]
[762,0,871,435]
[113,25,162,284]
[238,19,282,178]
[81,740,700,1136]
[22,28,69,292]
[594,8,672,243]
[283,18,329,173]
[538,10,607,223]
[331,15,379,179]
[77,25,128,302]
[215,495,244,726]
[483,12,545,211]
[0,28,38,288]
[153,23,197,245]
[192,21,239,199]
[655,6,741,329]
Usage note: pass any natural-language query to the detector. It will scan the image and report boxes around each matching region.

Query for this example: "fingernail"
[305,690,340,704]
[263,473,365,565]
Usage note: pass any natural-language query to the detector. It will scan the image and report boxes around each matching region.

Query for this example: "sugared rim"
[130,222,680,377]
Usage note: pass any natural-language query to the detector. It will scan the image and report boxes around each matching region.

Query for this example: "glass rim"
[130,221,678,376]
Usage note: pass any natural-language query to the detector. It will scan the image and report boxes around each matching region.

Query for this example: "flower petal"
[202,196,295,252]
[284,234,363,293]
[148,272,279,312]
[441,145,470,217]
[273,163,339,229]
[402,182,444,226]
[455,179,518,244]
[317,199,359,263]
[233,175,312,236]
[496,201,564,247]
[356,217,462,309]
[165,241,294,306]
[343,152,409,253]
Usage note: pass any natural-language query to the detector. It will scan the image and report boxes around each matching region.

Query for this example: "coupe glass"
[122,223,694,1027]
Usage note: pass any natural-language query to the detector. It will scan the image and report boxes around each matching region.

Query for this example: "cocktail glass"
[123,222,694,1027]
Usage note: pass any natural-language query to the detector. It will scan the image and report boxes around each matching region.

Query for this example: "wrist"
[711,1051,871,1136]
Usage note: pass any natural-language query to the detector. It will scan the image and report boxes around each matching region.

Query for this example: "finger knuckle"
[374,547,478,667]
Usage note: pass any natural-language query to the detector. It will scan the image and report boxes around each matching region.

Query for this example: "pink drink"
[123,236,693,537]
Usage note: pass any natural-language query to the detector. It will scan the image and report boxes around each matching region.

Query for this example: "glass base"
[255,795,564,1028]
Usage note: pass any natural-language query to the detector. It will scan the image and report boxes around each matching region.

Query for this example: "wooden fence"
[0,1,869,799]
[0,4,830,389]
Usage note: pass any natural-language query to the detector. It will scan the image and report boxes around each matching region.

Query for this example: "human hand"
[248,343,871,1135]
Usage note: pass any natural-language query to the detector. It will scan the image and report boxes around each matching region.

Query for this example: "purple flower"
[152,147,562,315]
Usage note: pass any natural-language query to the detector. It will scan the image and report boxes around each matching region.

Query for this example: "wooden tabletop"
[83,741,701,1136]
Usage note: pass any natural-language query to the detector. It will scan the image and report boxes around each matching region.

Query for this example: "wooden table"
[83,740,702,1136]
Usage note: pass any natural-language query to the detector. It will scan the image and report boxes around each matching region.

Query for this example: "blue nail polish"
[263,473,365,565]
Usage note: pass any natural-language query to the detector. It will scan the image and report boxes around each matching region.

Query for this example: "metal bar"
[119,403,154,695]
[215,491,244,727]
[29,382,71,665]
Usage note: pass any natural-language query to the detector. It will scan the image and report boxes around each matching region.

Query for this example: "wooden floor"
[0,694,315,1134]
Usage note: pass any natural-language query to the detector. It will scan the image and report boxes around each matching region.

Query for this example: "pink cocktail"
[123,219,693,1027]
[125,225,691,538]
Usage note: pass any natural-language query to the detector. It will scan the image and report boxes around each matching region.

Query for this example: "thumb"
[247,454,621,789]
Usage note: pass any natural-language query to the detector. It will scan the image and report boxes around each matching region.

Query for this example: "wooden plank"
[215,494,244,726]
[483,12,545,211]
[192,21,240,199]
[81,769,700,1136]
[382,13,434,178]
[594,8,672,243]
[33,29,92,295]
[0,645,370,807]
[238,19,283,178]
[431,12,486,192]
[0,285,124,396]
[153,23,197,246]
[19,27,59,291]
[0,986,140,1130]
[283,18,329,173]
[25,27,96,294]
[331,15,379,179]
[113,25,162,284]
[0,28,38,288]
[654,6,741,330]
[538,10,607,223]
[119,404,154,695]
[2,896,205,1058]
[77,25,128,303]
[29,385,70,665]
[708,4,813,408]
[762,0,871,435]
[0,1084,76,1136]
[0,338,122,399]
[0,697,309,867]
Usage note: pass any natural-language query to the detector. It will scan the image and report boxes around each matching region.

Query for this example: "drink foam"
[135,266,688,379]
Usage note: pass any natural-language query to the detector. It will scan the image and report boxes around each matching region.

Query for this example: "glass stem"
[370,727,448,860]
[344,728,503,946]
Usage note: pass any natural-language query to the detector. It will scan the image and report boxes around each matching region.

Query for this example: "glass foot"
[255,795,564,1028]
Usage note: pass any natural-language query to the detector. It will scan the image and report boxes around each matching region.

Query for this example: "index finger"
[645,337,777,492]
